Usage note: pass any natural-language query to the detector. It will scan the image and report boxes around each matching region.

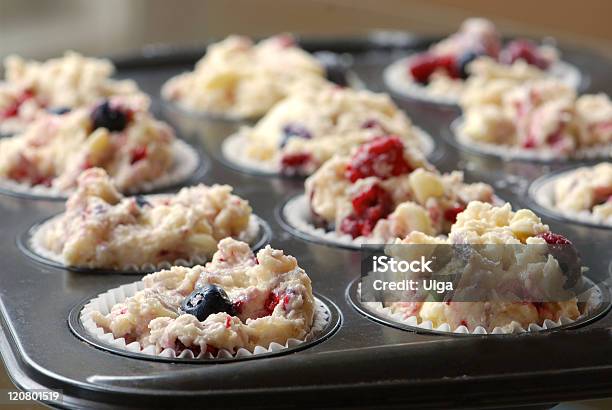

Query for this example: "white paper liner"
[222,131,280,176]
[530,170,612,228]
[283,193,375,249]
[356,282,603,335]
[28,212,264,272]
[383,55,582,105]
[0,139,200,199]
[282,193,506,249]
[162,98,259,123]
[452,118,612,161]
[383,57,461,106]
[221,127,436,176]
[80,280,331,359]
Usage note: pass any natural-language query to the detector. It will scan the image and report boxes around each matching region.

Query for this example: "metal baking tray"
[1,34,612,409]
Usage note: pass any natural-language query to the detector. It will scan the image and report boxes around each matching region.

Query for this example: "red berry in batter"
[500,40,549,70]
[536,232,571,245]
[280,152,311,175]
[1,89,35,119]
[340,184,393,238]
[409,53,439,84]
[264,292,281,315]
[409,53,459,83]
[436,55,460,79]
[346,135,412,182]
[130,146,148,164]
[443,205,465,224]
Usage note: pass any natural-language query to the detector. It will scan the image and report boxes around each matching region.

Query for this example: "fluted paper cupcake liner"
[280,193,506,250]
[357,282,603,335]
[0,139,200,199]
[80,280,331,360]
[26,213,267,273]
[383,56,582,105]
[161,98,259,122]
[221,127,436,176]
[529,170,612,228]
[281,194,376,249]
[221,130,280,176]
[451,118,612,161]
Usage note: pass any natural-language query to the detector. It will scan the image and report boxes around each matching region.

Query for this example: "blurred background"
[0,1,610,409]
[0,0,611,59]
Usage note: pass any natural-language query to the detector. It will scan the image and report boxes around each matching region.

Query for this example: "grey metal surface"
[0,38,611,409]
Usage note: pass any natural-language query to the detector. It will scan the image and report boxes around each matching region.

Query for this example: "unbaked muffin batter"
[39,168,256,269]
[91,238,315,355]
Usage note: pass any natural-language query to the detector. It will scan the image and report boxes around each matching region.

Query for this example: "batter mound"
[91,238,315,355]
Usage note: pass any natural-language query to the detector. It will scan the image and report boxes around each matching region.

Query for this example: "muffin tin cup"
[277,193,507,250]
[70,282,341,363]
[448,117,612,163]
[383,55,584,107]
[383,56,461,107]
[18,214,272,274]
[0,139,204,201]
[527,165,612,229]
[347,278,611,336]
[220,127,437,178]
[219,130,282,177]
[159,63,359,144]
[277,193,372,250]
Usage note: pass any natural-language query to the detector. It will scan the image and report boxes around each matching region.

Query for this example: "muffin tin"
[1,35,612,409]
